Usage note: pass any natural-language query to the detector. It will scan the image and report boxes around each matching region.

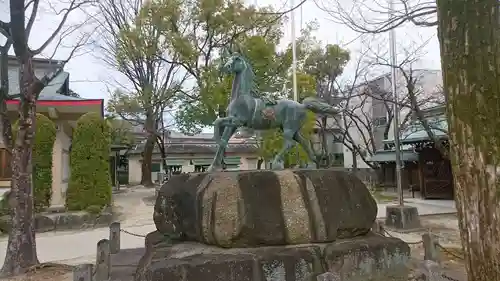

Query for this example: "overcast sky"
[0,0,441,104]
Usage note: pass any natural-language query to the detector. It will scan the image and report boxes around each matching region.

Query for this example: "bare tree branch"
[330,38,444,169]
[0,20,10,38]
[30,0,92,55]
[315,0,436,34]
[25,0,40,39]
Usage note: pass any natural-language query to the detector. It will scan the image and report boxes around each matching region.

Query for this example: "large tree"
[148,0,291,134]
[96,0,186,186]
[0,0,91,276]
[258,71,317,167]
[302,41,350,166]
[436,0,500,280]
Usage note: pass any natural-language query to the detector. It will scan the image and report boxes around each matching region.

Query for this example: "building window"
[0,149,11,179]
[332,134,343,143]
[373,117,388,127]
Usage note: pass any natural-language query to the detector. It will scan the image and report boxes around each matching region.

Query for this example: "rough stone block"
[34,215,56,232]
[416,260,442,281]
[384,205,421,231]
[323,234,410,281]
[134,231,410,281]
[95,239,111,281]
[154,169,378,247]
[73,263,93,281]
[422,233,440,262]
[55,213,87,230]
[110,222,121,254]
[0,215,9,234]
[317,272,341,281]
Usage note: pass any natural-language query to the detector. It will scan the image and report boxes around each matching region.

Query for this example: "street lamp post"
[384,0,421,233]
[389,0,404,206]
[290,0,298,102]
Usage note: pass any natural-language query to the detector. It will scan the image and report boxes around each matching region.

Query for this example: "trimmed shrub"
[13,113,57,212]
[66,112,112,211]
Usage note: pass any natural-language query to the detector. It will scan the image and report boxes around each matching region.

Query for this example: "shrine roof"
[383,114,448,145]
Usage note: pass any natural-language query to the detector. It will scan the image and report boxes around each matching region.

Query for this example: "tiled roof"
[384,106,448,145]
[10,70,81,101]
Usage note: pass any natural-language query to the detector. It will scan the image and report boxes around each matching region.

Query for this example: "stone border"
[0,210,116,235]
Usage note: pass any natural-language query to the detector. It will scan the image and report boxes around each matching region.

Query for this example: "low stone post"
[418,260,442,281]
[317,272,341,281]
[95,239,110,281]
[422,232,439,262]
[73,263,93,281]
[109,222,120,254]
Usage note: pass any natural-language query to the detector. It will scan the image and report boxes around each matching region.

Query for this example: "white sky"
[0,0,441,106]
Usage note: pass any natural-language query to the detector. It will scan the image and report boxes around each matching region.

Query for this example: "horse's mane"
[238,54,260,96]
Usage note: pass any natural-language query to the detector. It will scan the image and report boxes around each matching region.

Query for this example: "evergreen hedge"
[13,113,57,212]
[66,112,112,211]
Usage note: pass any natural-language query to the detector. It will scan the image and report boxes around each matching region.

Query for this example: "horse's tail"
[301,97,341,115]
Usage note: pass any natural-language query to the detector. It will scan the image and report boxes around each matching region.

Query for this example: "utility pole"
[291,0,298,102]
[389,0,403,206]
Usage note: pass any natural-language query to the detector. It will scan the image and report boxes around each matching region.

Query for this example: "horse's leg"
[294,132,319,169]
[213,117,233,143]
[207,125,237,172]
[271,128,297,170]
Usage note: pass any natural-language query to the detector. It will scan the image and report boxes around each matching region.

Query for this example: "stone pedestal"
[133,231,410,281]
[153,169,378,247]
[385,205,422,231]
[124,169,413,281]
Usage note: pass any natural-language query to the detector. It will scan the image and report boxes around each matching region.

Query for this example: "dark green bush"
[66,112,112,211]
[13,113,57,212]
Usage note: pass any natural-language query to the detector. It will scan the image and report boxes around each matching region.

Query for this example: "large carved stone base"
[153,169,378,247]
[134,231,410,281]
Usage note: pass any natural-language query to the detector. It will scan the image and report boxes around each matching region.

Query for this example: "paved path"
[0,186,157,266]
[0,187,458,266]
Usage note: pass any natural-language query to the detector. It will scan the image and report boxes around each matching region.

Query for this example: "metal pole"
[300,2,303,32]
[389,0,404,206]
[291,0,298,102]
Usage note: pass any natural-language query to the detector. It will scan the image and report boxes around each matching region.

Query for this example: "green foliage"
[105,115,134,145]
[32,114,57,212]
[149,0,289,134]
[304,44,350,83]
[105,0,181,134]
[66,112,112,211]
[13,114,56,212]
[257,28,350,164]
[175,33,293,134]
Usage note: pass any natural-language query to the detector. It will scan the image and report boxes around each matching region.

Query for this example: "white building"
[342,69,444,170]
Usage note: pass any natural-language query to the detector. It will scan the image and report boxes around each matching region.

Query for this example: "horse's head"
[221,47,247,75]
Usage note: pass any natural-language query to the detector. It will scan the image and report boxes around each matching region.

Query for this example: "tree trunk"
[155,135,168,183]
[0,57,39,276]
[437,0,500,280]
[351,150,358,173]
[141,135,155,187]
